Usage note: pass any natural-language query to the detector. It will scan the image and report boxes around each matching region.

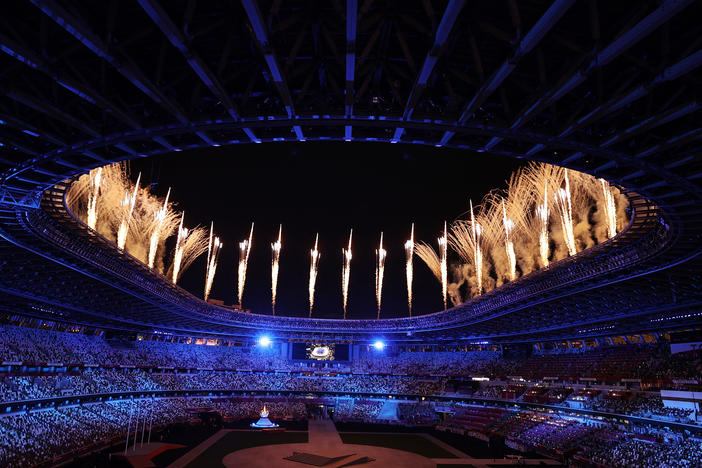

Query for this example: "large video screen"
[292,343,350,361]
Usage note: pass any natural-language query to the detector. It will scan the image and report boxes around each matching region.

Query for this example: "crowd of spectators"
[581,431,702,468]
[0,370,445,401]
[397,402,438,425]
[3,325,701,385]
[0,396,310,467]
[584,392,695,422]
[451,382,698,425]
[0,324,289,370]
[442,406,702,466]
[3,323,702,467]
[497,412,593,454]
[352,350,508,376]
[334,399,384,421]
[1,392,700,467]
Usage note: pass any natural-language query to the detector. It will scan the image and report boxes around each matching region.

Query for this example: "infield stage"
[168,419,562,468]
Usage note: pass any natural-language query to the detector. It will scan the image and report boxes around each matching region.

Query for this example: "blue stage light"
[372,340,385,351]
[257,335,272,347]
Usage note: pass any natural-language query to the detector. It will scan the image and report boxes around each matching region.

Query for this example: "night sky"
[129,142,524,320]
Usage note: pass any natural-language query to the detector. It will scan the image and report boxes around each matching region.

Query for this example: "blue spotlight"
[257,335,272,347]
[372,340,385,351]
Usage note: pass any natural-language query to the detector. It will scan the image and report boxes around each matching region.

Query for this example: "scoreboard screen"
[292,343,350,361]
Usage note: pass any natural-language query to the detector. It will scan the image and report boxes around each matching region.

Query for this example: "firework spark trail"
[168,221,208,284]
[375,232,387,318]
[501,199,517,281]
[555,170,577,256]
[205,222,213,283]
[415,242,443,306]
[117,173,141,250]
[86,167,103,229]
[600,178,617,238]
[470,201,484,295]
[404,223,415,316]
[341,229,353,319]
[147,188,171,268]
[439,221,448,310]
[308,233,320,317]
[536,180,550,267]
[204,223,222,301]
[271,225,282,315]
[172,213,187,283]
[448,207,485,298]
[237,223,254,306]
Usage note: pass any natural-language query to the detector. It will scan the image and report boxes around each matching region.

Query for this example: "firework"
[448,208,482,297]
[536,180,550,267]
[67,163,211,277]
[147,188,171,269]
[375,232,387,318]
[470,201,484,295]
[271,225,282,315]
[415,241,442,306]
[438,221,448,310]
[404,223,415,316]
[555,170,577,256]
[167,218,208,284]
[67,159,631,312]
[341,229,353,319]
[204,223,222,301]
[172,213,186,283]
[600,178,617,238]
[86,167,103,229]
[117,173,141,250]
[501,199,517,281]
[237,223,254,306]
[308,233,320,317]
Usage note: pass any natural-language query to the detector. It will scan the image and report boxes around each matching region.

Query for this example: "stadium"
[0,1,701,467]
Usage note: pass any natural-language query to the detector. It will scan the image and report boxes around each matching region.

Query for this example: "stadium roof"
[0,0,700,342]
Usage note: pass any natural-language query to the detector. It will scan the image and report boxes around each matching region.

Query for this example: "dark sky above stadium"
[129,142,523,319]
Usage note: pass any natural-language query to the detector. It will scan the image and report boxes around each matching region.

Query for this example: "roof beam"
[393,0,465,142]
[480,0,694,151]
[562,49,702,137]
[5,89,101,138]
[563,103,700,164]
[344,0,358,140]
[526,49,702,160]
[0,112,65,146]
[136,0,258,143]
[403,0,464,120]
[241,0,303,141]
[528,48,702,157]
[600,102,700,147]
[29,0,191,126]
[440,0,575,145]
[0,133,40,156]
[2,92,124,170]
[0,31,142,130]
[635,128,702,159]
